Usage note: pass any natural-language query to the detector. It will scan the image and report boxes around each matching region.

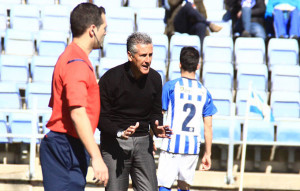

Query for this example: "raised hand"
[153,120,172,138]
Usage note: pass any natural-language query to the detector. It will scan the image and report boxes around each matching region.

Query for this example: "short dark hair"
[70,3,106,38]
[180,46,200,72]
[127,32,152,55]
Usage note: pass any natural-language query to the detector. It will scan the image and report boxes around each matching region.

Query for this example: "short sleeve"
[63,61,91,107]
[162,82,171,111]
[202,90,217,117]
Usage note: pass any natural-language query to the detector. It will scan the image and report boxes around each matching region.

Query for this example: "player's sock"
[159,187,171,191]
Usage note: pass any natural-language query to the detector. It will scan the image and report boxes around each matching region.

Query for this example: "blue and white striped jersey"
[160,77,217,155]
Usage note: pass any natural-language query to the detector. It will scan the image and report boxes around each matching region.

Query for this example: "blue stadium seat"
[37,30,67,57]
[4,29,35,56]
[0,0,21,9]
[209,89,233,116]
[234,37,265,67]
[136,8,165,34]
[203,36,233,63]
[27,0,54,6]
[236,90,267,117]
[41,5,71,35]
[203,0,224,11]
[42,113,51,135]
[0,55,29,84]
[206,10,232,37]
[152,34,169,62]
[276,121,300,144]
[94,128,101,145]
[0,82,21,109]
[93,0,122,8]
[246,120,274,143]
[89,49,101,61]
[98,57,126,78]
[103,33,128,60]
[59,0,88,9]
[0,6,7,37]
[270,91,300,119]
[8,112,38,143]
[170,34,201,61]
[0,113,9,143]
[268,38,299,70]
[25,82,51,110]
[10,5,40,34]
[31,55,57,83]
[202,62,233,90]
[168,60,200,81]
[151,60,166,84]
[105,7,135,34]
[128,0,157,9]
[271,65,300,92]
[237,64,268,91]
[213,119,241,143]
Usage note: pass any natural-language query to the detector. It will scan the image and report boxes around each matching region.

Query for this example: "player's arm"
[70,106,108,186]
[200,115,213,171]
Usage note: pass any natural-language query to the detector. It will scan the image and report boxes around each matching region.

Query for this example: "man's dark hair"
[70,3,106,38]
[179,46,200,72]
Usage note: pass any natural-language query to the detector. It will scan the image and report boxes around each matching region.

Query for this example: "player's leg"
[101,138,133,191]
[177,154,199,191]
[129,135,158,191]
[157,151,179,191]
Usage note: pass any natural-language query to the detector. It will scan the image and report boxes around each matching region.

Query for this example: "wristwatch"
[117,130,123,138]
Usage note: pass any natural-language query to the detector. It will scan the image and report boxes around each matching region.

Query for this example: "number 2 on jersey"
[182,103,196,132]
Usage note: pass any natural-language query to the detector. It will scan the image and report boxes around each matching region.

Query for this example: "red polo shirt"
[46,42,100,138]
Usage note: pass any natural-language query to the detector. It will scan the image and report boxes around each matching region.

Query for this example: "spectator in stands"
[39,3,108,191]
[224,0,266,39]
[98,32,172,191]
[265,0,300,38]
[163,0,223,44]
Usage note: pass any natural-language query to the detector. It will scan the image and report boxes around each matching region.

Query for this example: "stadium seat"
[105,7,135,34]
[128,0,157,9]
[151,60,166,84]
[170,34,201,61]
[209,89,233,116]
[203,36,233,63]
[31,55,57,83]
[0,6,7,37]
[202,62,234,90]
[10,5,40,34]
[168,60,200,81]
[98,57,126,78]
[0,55,29,84]
[152,34,169,62]
[0,0,21,9]
[0,113,9,143]
[267,38,299,70]
[8,112,38,143]
[236,90,267,117]
[37,30,67,57]
[246,120,274,143]
[277,121,300,144]
[234,37,265,67]
[237,64,268,91]
[136,8,165,34]
[94,128,101,145]
[25,82,51,110]
[0,82,21,109]
[93,0,123,8]
[206,10,232,37]
[271,65,300,92]
[270,91,300,119]
[59,0,87,9]
[41,5,71,35]
[89,49,101,61]
[103,33,129,60]
[42,113,51,135]
[203,0,224,11]
[4,29,35,56]
[213,119,241,143]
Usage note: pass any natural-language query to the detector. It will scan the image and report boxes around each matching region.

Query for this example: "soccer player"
[39,3,108,190]
[157,46,217,191]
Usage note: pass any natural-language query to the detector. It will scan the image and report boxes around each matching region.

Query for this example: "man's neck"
[181,70,196,79]
[73,37,92,56]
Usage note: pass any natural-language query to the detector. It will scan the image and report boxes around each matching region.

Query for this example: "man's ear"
[127,51,133,61]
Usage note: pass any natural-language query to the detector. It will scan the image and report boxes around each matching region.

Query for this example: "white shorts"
[157,151,199,188]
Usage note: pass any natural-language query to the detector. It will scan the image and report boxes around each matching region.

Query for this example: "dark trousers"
[174,2,208,44]
[40,131,90,191]
[101,135,157,191]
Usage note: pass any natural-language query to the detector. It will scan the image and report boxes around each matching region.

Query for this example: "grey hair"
[127,32,152,55]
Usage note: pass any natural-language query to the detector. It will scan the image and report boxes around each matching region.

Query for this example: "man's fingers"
[155,120,159,126]
[135,122,139,127]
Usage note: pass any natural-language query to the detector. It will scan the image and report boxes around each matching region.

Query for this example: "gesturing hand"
[122,122,139,139]
[153,120,172,138]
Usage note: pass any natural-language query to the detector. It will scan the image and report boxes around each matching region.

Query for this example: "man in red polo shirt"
[39,3,108,191]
